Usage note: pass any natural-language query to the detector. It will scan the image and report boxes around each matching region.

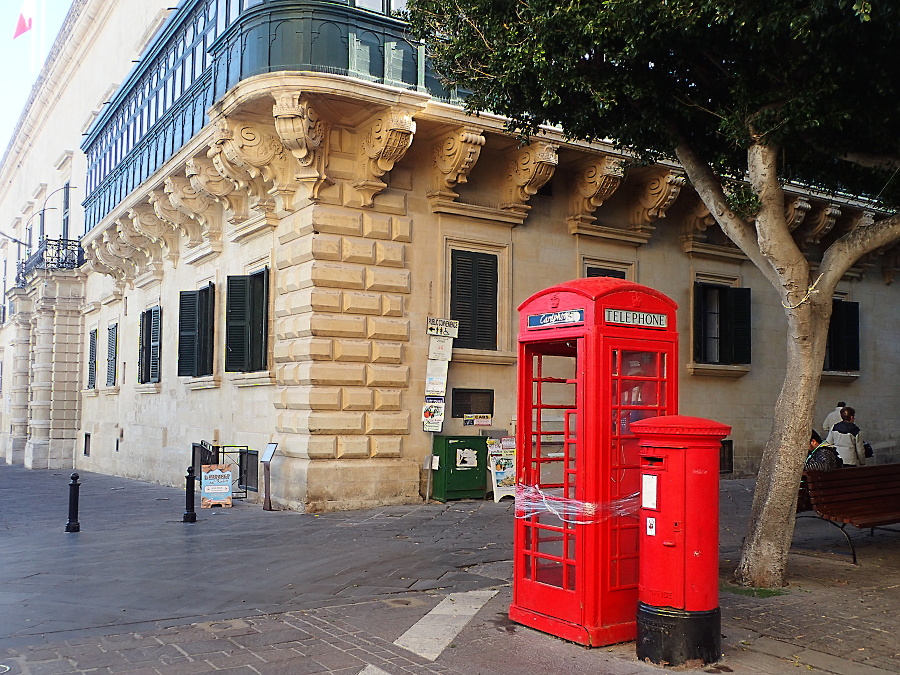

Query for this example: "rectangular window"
[84,433,91,457]
[61,182,70,239]
[824,299,859,371]
[106,323,118,387]
[586,266,627,279]
[226,269,268,372]
[450,250,498,350]
[178,283,215,377]
[451,388,494,418]
[138,306,162,383]
[87,329,98,389]
[693,283,751,365]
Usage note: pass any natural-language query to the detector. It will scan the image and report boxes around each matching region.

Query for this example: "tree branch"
[819,212,900,288]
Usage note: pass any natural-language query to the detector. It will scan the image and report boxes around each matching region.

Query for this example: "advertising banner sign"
[201,464,233,508]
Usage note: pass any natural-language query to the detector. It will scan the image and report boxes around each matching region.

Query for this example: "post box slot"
[641,456,665,468]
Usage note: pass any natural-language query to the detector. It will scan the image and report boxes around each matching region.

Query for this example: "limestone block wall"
[273,204,417,511]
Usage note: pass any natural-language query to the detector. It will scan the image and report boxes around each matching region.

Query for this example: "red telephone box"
[510,278,678,646]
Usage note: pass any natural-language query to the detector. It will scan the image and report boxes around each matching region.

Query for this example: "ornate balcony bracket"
[784,195,812,232]
[428,125,485,201]
[116,218,164,278]
[272,92,331,202]
[795,203,841,251]
[566,154,624,231]
[209,118,298,215]
[353,108,417,207]
[631,169,685,230]
[502,141,558,216]
[186,154,250,224]
[83,241,122,285]
[165,175,223,253]
[128,203,180,267]
[149,188,204,248]
[91,235,136,285]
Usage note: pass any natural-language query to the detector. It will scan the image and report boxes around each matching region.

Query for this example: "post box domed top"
[517,277,676,311]
[630,415,732,437]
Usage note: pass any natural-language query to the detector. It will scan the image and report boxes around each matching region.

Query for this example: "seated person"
[805,430,841,471]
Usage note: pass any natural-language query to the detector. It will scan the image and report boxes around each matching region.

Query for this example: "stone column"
[25,304,54,468]
[6,290,32,465]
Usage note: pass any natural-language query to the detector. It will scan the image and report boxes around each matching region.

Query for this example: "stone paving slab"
[2,465,900,674]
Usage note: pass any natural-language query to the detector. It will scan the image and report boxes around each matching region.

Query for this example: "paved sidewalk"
[0,464,898,674]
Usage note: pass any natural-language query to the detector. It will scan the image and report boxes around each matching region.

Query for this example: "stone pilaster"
[24,305,53,468]
[272,204,416,510]
[6,290,32,465]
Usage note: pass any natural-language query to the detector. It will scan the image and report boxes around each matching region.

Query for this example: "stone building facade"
[2,0,899,511]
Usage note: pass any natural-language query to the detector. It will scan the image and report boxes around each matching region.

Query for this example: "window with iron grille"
[106,323,118,387]
[87,329,98,389]
[179,283,215,377]
[693,283,751,365]
[138,306,162,383]
[451,389,494,418]
[225,269,268,373]
[450,250,497,350]
[824,299,860,371]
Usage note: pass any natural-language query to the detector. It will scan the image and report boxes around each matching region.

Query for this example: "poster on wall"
[425,359,449,396]
[463,414,492,426]
[201,464,233,508]
[422,396,445,432]
[428,335,454,361]
[488,437,516,502]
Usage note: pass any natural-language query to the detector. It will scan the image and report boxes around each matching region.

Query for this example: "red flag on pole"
[13,0,36,39]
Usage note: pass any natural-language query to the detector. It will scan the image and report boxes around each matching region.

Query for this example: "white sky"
[0,0,75,157]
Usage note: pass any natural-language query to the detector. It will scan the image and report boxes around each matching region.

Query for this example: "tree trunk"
[734,298,831,587]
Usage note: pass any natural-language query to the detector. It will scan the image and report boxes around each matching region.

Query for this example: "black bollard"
[65,473,81,533]
[183,466,197,523]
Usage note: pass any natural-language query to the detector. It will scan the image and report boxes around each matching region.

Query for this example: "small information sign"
[463,414,492,426]
[425,359,449,396]
[422,396,445,432]
[488,437,516,502]
[604,308,668,329]
[428,335,454,361]
[201,464,233,508]
[427,317,460,338]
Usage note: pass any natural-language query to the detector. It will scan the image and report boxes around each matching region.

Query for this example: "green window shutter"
[149,305,162,383]
[139,310,148,383]
[87,329,97,389]
[178,291,199,377]
[249,269,268,372]
[226,275,251,372]
[106,323,118,387]
[828,300,860,371]
[451,250,497,350]
[198,283,215,377]
[721,287,752,365]
[693,283,706,363]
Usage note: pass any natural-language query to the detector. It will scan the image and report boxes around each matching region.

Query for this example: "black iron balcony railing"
[16,238,85,287]
[81,0,449,233]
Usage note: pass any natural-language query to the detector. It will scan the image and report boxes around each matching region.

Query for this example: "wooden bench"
[797,463,900,564]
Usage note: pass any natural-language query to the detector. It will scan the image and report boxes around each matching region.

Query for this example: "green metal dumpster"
[431,435,488,502]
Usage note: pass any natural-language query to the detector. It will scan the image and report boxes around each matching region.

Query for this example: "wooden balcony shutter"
[178,291,199,377]
[450,250,498,350]
[225,275,251,372]
[106,323,117,387]
[148,306,162,383]
[720,287,752,365]
[87,329,97,389]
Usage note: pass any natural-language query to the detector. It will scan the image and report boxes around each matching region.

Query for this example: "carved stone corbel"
[186,154,249,224]
[784,195,812,231]
[682,199,718,243]
[502,141,558,215]
[104,225,146,276]
[429,126,485,199]
[210,119,299,214]
[93,232,137,284]
[116,217,164,277]
[272,93,331,201]
[353,108,417,207]
[165,175,222,250]
[82,240,120,280]
[149,188,204,248]
[567,155,624,229]
[129,203,180,266]
[630,169,685,229]
[796,203,840,250]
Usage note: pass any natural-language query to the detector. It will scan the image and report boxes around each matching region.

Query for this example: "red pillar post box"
[511,278,678,646]
[630,415,732,666]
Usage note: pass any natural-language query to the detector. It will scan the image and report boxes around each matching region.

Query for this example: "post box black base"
[636,602,720,666]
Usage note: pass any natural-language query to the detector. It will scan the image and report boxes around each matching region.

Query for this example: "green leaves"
[406,0,900,206]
